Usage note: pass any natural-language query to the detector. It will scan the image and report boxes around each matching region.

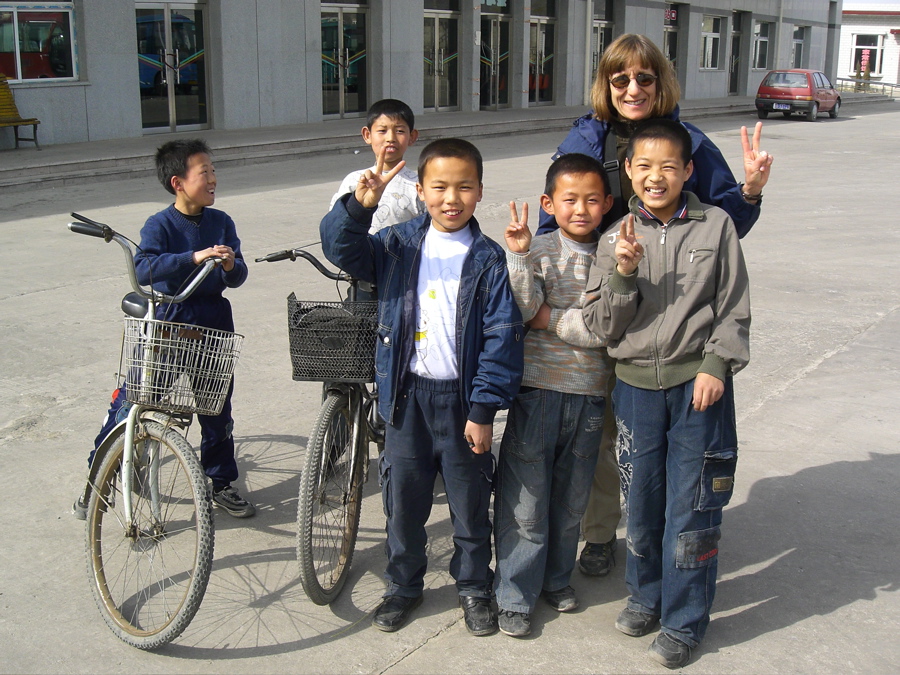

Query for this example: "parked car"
[755,69,841,121]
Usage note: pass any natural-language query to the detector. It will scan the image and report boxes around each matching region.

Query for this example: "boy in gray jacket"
[583,118,751,669]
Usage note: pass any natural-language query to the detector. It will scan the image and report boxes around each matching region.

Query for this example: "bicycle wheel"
[85,420,214,649]
[297,391,366,605]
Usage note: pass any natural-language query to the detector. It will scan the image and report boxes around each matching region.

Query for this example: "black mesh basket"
[287,293,377,382]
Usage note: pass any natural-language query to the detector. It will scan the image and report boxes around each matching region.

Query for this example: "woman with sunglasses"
[536,33,773,236]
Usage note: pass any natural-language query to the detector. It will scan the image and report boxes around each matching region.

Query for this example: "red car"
[755,69,841,121]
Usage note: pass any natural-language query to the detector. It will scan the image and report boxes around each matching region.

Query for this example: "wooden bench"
[0,73,41,150]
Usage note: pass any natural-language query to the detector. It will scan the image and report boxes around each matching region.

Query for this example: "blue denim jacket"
[537,106,760,237]
[321,194,525,426]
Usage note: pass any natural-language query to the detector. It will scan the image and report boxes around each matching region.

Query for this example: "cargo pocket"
[695,449,737,511]
[676,526,721,569]
[379,454,392,518]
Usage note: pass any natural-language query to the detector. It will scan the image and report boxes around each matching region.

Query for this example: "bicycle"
[69,213,243,649]
[256,245,383,605]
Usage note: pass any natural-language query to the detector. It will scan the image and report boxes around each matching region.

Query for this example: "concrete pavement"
[1,100,899,674]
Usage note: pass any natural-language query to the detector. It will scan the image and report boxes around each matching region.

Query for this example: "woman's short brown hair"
[590,34,681,121]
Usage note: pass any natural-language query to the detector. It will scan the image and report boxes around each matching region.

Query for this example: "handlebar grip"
[68,221,110,239]
[255,250,294,263]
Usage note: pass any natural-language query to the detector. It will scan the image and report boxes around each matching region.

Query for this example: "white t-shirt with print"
[409,224,475,379]
[329,165,424,233]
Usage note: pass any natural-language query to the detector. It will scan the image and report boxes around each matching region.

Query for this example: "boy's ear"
[361,126,373,145]
[601,193,614,215]
[416,182,425,200]
[170,175,183,193]
[684,159,694,180]
[410,129,419,145]
[539,194,555,214]
[624,157,633,180]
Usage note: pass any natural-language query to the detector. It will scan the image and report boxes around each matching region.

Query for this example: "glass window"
[0,3,75,81]
[753,22,771,70]
[852,34,884,76]
[531,1,555,18]
[701,16,722,69]
[426,0,460,10]
[481,0,510,12]
[792,26,807,68]
[594,0,613,21]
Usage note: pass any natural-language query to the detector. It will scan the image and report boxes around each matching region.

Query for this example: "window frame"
[700,15,722,70]
[752,21,771,70]
[851,33,885,77]
[791,25,807,69]
[0,2,77,83]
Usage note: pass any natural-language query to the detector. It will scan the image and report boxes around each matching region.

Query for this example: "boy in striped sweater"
[494,154,614,637]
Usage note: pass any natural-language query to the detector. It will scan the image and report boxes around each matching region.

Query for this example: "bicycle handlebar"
[68,212,223,306]
[255,247,351,283]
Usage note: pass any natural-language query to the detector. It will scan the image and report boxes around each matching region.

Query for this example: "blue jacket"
[320,194,525,426]
[537,106,760,238]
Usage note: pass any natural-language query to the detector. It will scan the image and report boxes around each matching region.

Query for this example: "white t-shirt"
[329,165,424,233]
[409,224,475,379]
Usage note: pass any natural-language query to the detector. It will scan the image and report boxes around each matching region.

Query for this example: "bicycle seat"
[121,292,149,318]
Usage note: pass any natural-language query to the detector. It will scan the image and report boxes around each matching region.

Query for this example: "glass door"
[479,16,509,110]
[322,8,367,117]
[423,15,459,112]
[528,20,554,105]
[136,3,208,132]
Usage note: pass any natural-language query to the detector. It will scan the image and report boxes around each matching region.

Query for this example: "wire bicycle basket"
[287,293,377,383]
[121,317,244,416]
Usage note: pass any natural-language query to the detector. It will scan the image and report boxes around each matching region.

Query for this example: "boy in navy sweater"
[75,139,253,519]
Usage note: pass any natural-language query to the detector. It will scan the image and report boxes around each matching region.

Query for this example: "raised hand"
[615,214,644,275]
[505,201,531,253]
[354,144,405,208]
[741,122,774,195]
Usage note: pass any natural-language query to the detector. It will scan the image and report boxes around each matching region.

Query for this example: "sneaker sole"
[578,560,612,577]
[499,626,531,638]
[213,501,256,518]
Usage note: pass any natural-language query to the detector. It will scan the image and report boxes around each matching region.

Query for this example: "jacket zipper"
[652,223,668,389]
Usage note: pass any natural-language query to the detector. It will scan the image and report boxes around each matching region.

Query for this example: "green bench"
[0,73,41,150]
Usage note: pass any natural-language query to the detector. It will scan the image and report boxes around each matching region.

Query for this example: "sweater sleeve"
[505,249,544,322]
[220,212,248,288]
[134,211,195,286]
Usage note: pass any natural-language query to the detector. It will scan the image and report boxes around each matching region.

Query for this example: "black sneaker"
[578,536,617,576]
[459,596,498,636]
[212,485,256,518]
[541,585,578,612]
[498,609,531,637]
[649,632,692,669]
[615,606,660,637]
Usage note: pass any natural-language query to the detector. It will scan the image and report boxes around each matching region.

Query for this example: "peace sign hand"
[354,145,406,209]
[615,215,644,275]
[741,122,774,194]
[505,201,531,253]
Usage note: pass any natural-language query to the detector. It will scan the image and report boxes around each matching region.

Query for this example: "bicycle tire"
[297,391,366,605]
[85,420,214,648]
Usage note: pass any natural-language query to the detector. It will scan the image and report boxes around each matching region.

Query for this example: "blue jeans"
[494,387,605,613]
[613,378,738,648]
[380,374,495,599]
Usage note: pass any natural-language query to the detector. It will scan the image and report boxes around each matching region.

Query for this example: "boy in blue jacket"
[320,138,524,636]
[76,139,253,519]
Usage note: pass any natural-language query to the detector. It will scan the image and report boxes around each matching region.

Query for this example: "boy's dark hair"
[626,118,692,166]
[366,98,416,131]
[155,139,212,195]
[544,153,611,197]
[417,138,483,184]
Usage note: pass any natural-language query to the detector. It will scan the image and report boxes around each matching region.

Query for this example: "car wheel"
[757,109,768,120]
[807,102,818,122]
[829,100,840,119]
[782,111,792,118]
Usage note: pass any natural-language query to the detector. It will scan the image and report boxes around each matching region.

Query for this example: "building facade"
[838,2,900,84]
[0,0,842,148]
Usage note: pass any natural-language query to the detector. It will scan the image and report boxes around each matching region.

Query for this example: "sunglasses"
[609,73,658,90]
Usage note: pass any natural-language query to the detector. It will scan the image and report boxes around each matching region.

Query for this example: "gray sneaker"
[498,609,531,637]
[212,485,256,518]
[578,536,617,576]
[541,585,578,612]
